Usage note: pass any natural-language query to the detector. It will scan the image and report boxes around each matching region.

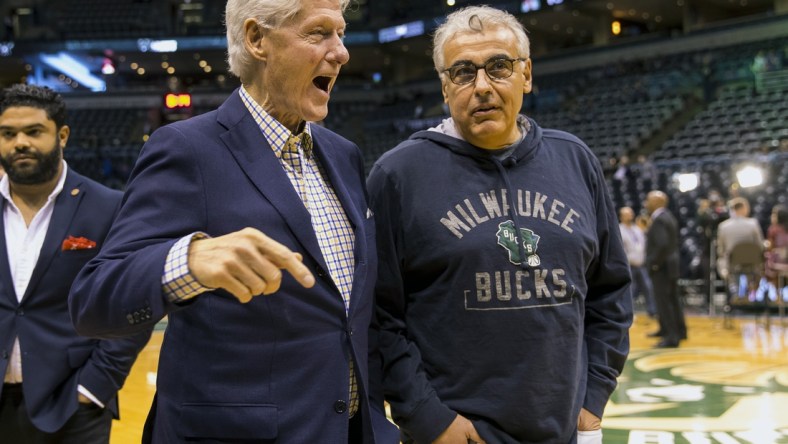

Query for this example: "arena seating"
[48,0,170,39]
[48,31,786,286]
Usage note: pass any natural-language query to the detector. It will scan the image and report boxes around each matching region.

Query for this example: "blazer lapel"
[0,199,18,305]
[311,132,368,314]
[21,169,84,303]
[312,135,364,249]
[313,137,362,230]
[216,94,328,273]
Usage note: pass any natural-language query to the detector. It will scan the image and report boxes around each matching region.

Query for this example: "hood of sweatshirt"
[414,114,542,169]
[407,114,544,268]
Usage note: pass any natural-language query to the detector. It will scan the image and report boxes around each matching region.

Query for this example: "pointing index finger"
[281,252,315,288]
[252,230,315,288]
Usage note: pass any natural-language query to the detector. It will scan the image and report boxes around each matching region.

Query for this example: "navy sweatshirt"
[367,116,632,443]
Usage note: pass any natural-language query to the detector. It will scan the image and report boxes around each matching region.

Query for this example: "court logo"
[496,220,541,266]
[605,347,788,443]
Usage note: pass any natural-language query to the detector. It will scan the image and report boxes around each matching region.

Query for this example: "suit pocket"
[67,345,95,368]
[179,403,278,439]
[59,249,98,258]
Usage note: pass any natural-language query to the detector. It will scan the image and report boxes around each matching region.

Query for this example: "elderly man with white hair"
[69,0,399,442]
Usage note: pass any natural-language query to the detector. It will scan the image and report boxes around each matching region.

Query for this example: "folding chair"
[724,242,763,328]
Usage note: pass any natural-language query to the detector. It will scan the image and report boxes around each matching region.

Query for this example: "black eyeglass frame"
[442,57,527,85]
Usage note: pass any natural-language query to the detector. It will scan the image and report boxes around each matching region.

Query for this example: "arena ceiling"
[0,0,779,89]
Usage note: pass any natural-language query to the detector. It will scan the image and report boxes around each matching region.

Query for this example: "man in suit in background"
[0,84,150,442]
[68,0,398,442]
[644,190,687,348]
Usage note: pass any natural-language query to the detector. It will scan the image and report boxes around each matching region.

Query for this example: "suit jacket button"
[126,314,135,324]
[317,267,326,277]
[333,400,347,414]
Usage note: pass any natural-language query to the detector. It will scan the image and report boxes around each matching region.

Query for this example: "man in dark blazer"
[644,190,687,348]
[69,0,399,442]
[0,84,150,442]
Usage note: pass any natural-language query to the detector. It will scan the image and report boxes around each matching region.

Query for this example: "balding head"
[644,191,668,215]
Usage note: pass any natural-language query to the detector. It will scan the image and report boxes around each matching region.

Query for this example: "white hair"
[432,6,530,74]
[226,0,351,82]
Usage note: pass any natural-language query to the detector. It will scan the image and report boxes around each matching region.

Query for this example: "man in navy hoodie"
[367,6,633,443]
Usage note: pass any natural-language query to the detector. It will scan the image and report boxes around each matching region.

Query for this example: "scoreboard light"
[165,93,192,109]
[611,20,622,36]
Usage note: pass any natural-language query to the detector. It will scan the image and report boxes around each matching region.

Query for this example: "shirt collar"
[0,160,68,206]
[238,86,313,159]
[430,114,531,145]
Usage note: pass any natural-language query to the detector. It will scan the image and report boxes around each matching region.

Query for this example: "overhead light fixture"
[673,172,699,192]
[735,165,764,188]
[101,57,115,75]
[137,38,178,53]
[0,42,14,57]
[39,52,106,91]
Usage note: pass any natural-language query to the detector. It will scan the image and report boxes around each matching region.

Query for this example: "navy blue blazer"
[0,168,151,433]
[69,90,399,443]
[646,209,680,279]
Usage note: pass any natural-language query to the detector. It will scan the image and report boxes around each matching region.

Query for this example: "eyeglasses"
[443,57,526,85]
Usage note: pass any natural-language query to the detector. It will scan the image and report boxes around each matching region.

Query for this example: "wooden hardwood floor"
[110,314,788,444]
[110,330,160,443]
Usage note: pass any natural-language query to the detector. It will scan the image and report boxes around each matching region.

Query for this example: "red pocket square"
[62,235,97,251]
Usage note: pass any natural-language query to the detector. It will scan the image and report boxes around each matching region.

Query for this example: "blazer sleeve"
[69,124,208,338]
[77,329,153,406]
[75,190,153,404]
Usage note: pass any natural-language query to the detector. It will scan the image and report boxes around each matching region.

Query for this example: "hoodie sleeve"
[582,161,633,419]
[367,162,457,444]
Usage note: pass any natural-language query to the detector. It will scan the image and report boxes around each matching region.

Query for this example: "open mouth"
[312,76,331,93]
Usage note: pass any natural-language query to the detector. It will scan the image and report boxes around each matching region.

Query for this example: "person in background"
[368,6,632,443]
[619,206,656,317]
[644,190,686,348]
[632,154,657,188]
[716,197,765,302]
[696,192,729,300]
[764,205,788,302]
[0,84,150,443]
[67,0,398,442]
[612,154,631,183]
[635,212,651,232]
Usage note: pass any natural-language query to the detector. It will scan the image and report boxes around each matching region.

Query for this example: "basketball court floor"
[109,314,788,444]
